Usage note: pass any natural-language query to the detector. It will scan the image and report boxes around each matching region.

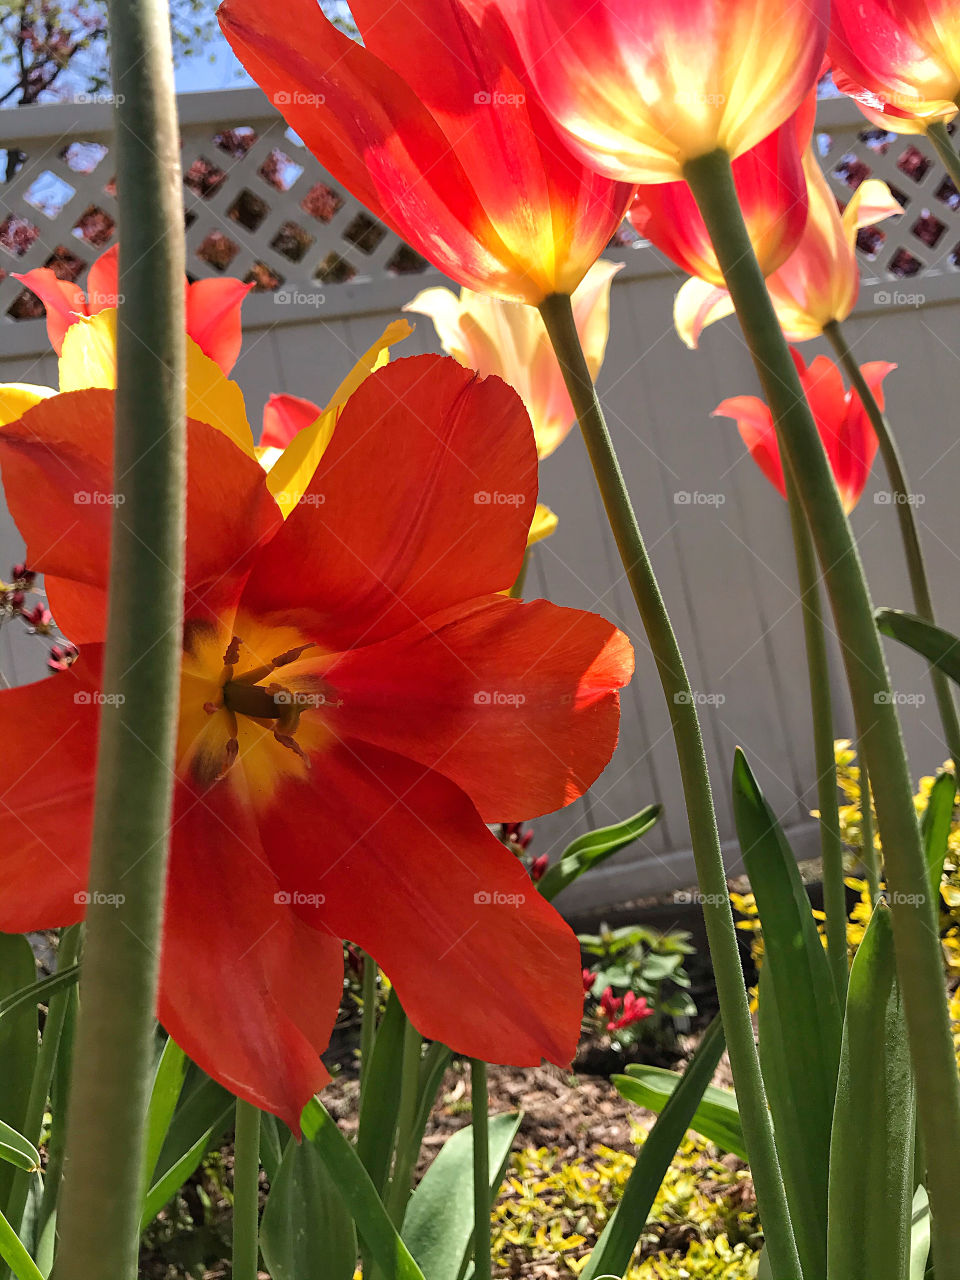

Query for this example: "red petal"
[12,269,87,355]
[159,777,343,1130]
[186,277,253,375]
[0,649,103,931]
[322,595,633,821]
[241,356,536,648]
[85,245,120,314]
[260,393,322,450]
[0,390,280,641]
[713,395,785,499]
[256,740,583,1067]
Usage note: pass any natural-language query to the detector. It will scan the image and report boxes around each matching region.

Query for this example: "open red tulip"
[0,355,633,1128]
[830,0,960,132]
[496,0,829,182]
[14,244,252,373]
[630,91,816,285]
[714,350,894,513]
[217,0,635,304]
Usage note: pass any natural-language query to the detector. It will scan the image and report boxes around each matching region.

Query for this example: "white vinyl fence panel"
[2,90,960,911]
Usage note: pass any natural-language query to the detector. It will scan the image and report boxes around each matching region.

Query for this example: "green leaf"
[537,806,662,902]
[582,1016,726,1280]
[732,748,842,1280]
[0,937,38,1213]
[410,1042,453,1160]
[140,1037,188,1197]
[921,770,956,902]
[0,1122,40,1175]
[402,1112,521,1280]
[876,609,960,684]
[910,1187,931,1280]
[357,989,407,1194]
[259,1112,286,1185]
[0,966,79,1025]
[298,1098,426,1280]
[0,1203,44,1280]
[613,1070,745,1161]
[828,905,915,1280]
[260,1108,357,1280]
[141,1072,233,1229]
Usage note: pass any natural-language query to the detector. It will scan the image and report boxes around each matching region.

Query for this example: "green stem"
[233,1101,261,1280]
[471,1060,491,1280]
[685,146,960,1278]
[538,293,802,1280]
[5,928,82,1239]
[824,319,960,770]
[359,951,377,1104]
[48,4,186,1277]
[926,122,960,194]
[860,754,880,903]
[385,1017,422,1226]
[783,475,847,1000]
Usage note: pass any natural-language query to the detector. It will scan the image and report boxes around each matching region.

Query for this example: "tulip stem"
[48,3,186,1279]
[471,1060,491,1280]
[824,318,960,770]
[359,950,378,1104]
[926,122,960,195]
[783,472,847,1001]
[860,753,880,903]
[685,145,960,1278]
[538,292,802,1280]
[233,1101,261,1280]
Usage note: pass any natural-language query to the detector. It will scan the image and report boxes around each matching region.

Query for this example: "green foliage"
[580,923,697,1045]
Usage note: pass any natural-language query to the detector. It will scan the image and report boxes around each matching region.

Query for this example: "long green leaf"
[260,1109,357,1280]
[402,1112,520,1280]
[140,1037,188,1196]
[0,1125,39,1176]
[910,1187,931,1280]
[876,609,960,684]
[613,1065,745,1161]
[732,749,841,1280]
[259,1112,286,1185]
[0,967,79,1025]
[411,1042,453,1161]
[299,1098,426,1280]
[357,989,407,1195]
[921,770,956,901]
[581,1016,726,1280]
[0,1205,43,1280]
[537,807,662,902]
[0,938,38,1216]
[141,1073,233,1229]
[828,904,915,1280]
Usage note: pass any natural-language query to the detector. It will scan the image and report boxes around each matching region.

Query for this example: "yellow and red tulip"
[405,259,621,460]
[0,354,633,1128]
[714,350,894,513]
[830,0,960,133]
[495,0,829,182]
[676,149,904,346]
[217,0,635,304]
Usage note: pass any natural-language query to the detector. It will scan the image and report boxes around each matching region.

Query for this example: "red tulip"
[630,92,816,285]
[830,0,960,132]
[496,0,829,182]
[259,393,322,452]
[0,355,633,1127]
[714,350,894,513]
[217,0,635,304]
[14,244,252,373]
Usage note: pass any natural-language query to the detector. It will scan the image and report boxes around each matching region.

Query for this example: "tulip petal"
[256,739,583,1067]
[186,277,253,375]
[0,650,104,932]
[84,245,120,314]
[240,355,537,648]
[12,270,87,355]
[527,503,558,545]
[0,391,280,641]
[0,384,55,427]
[318,594,633,821]
[259,393,322,452]
[713,395,785,498]
[159,776,343,1130]
[841,179,905,239]
[674,277,736,349]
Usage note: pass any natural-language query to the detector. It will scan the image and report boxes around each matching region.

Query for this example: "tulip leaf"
[357,989,407,1195]
[537,805,662,902]
[402,1111,521,1280]
[0,966,79,1025]
[141,1071,234,1229]
[260,1108,357,1280]
[581,1016,726,1280]
[910,1187,931,1280]
[0,1203,44,1280]
[0,1121,40,1175]
[298,1097,427,1280]
[828,904,915,1280]
[259,1111,287,1185]
[921,770,956,901]
[0,937,38,1213]
[410,1041,453,1160]
[612,1068,745,1161]
[140,1036,188,1198]
[732,748,842,1280]
[876,608,960,685]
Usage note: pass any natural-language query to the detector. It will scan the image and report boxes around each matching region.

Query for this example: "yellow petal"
[323,318,414,416]
[674,276,735,349]
[58,309,119,391]
[841,178,904,243]
[527,503,558,547]
[0,383,55,428]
